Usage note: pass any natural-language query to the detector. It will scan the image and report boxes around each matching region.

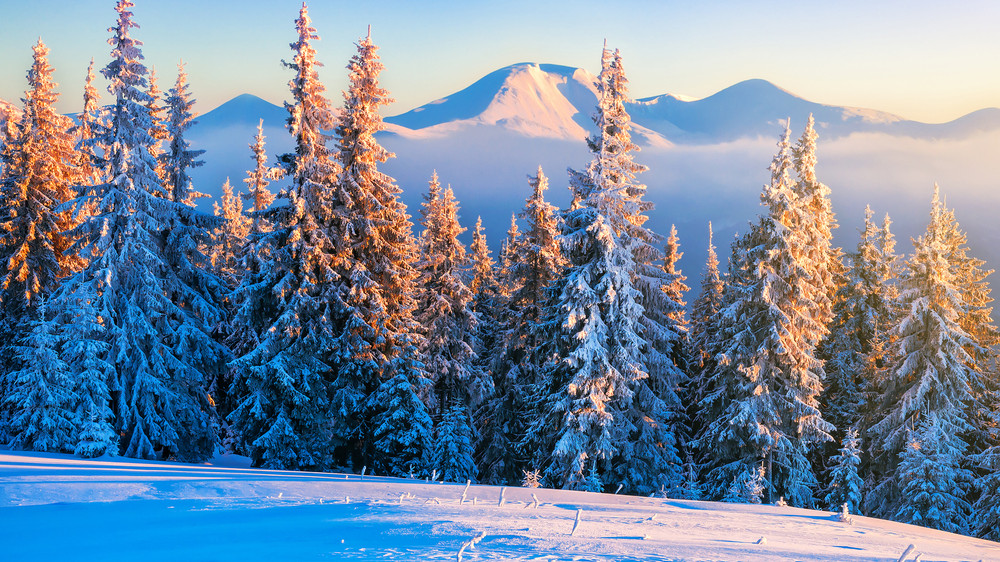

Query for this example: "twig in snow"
[896,545,915,562]
[344,496,350,504]
[360,466,366,480]
[570,508,582,536]
[457,531,487,562]
[755,536,767,545]
[645,514,657,522]
[498,487,506,507]
[531,493,540,508]
[461,480,471,504]
[614,484,624,495]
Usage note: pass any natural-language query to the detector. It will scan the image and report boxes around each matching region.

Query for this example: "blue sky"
[1,0,999,123]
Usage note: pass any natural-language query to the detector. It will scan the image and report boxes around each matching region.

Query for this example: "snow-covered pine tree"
[212,178,250,288]
[329,27,424,469]
[498,213,521,297]
[599,49,686,496]
[242,119,279,236]
[161,62,206,205]
[56,284,117,458]
[416,173,486,483]
[685,223,725,458]
[894,419,973,534]
[662,225,689,329]
[144,67,168,186]
[973,441,1000,540]
[824,427,864,513]
[4,299,75,452]
[228,3,342,470]
[367,332,433,478]
[224,121,281,363]
[866,186,975,530]
[696,124,833,507]
[723,463,766,504]
[821,206,898,441]
[49,0,225,462]
[933,199,1000,459]
[479,167,566,485]
[75,58,107,193]
[0,39,82,329]
[158,61,230,462]
[470,216,496,300]
[659,224,693,469]
[467,216,510,482]
[527,45,682,495]
[792,114,841,347]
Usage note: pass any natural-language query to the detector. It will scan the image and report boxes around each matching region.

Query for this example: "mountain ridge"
[185,63,1000,146]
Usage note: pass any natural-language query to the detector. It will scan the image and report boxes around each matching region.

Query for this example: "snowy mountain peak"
[386,62,602,140]
[198,93,287,129]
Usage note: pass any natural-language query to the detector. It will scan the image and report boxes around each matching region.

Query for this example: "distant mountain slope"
[196,93,288,130]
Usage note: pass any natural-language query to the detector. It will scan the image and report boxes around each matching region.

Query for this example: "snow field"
[1,451,997,561]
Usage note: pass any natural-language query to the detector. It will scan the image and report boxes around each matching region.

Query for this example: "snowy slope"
[1,451,997,561]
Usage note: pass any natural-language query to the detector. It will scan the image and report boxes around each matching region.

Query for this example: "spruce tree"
[224,121,280,361]
[894,419,973,534]
[973,442,1000,540]
[4,300,75,452]
[792,114,840,347]
[51,0,224,462]
[480,167,566,485]
[686,223,724,453]
[228,3,341,470]
[329,27,423,468]
[527,45,682,495]
[696,124,833,506]
[161,62,206,205]
[821,206,898,440]
[75,58,107,192]
[212,178,250,288]
[144,67,168,185]
[367,333,433,478]
[867,187,975,529]
[242,119,278,236]
[416,173,485,482]
[824,428,864,513]
[0,39,81,328]
[56,285,117,458]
